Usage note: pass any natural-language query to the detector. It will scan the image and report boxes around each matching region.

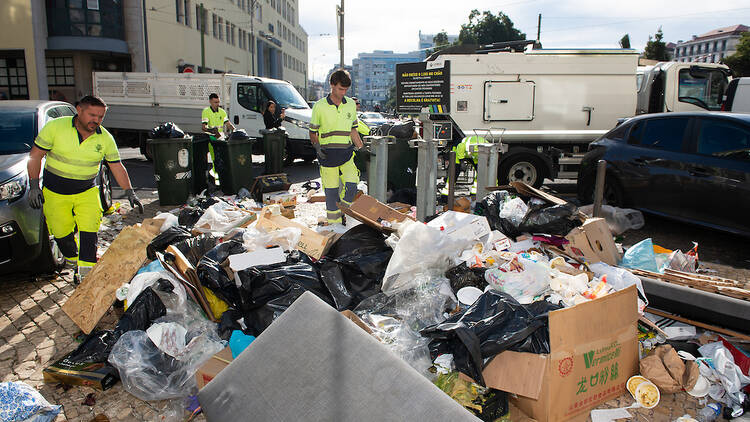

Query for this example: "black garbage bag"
[375,120,415,139]
[196,239,245,308]
[317,225,391,311]
[421,290,560,386]
[228,129,250,141]
[446,264,488,292]
[148,122,185,139]
[237,251,335,336]
[217,308,244,341]
[178,206,204,228]
[63,287,167,364]
[518,202,581,236]
[474,191,523,238]
[173,233,219,267]
[146,226,192,261]
[387,188,417,206]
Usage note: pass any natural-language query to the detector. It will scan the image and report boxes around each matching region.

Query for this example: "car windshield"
[0,111,35,154]
[263,83,309,109]
[363,112,384,119]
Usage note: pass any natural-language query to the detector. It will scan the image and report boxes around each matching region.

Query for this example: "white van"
[723,77,750,113]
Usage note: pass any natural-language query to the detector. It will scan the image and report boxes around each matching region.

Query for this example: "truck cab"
[636,62,731,114]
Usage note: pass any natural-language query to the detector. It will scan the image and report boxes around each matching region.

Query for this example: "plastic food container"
[627,375,660,408]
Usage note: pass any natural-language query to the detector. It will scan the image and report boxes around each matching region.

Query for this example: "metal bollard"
[475,143,500,200]
[365,136,393,203]
[592,160,607,217]
[447,150,456,211]
[413,138,442,221]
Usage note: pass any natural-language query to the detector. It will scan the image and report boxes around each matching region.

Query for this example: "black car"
[577,112,750,237]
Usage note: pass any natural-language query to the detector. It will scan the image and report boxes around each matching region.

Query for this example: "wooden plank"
[645,308,750,342]
[62,225,155,334]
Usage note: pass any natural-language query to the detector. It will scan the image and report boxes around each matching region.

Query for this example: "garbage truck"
[92,72,315,161]
[397,41,731,186]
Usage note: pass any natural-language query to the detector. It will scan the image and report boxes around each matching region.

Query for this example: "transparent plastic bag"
[242,226,301,252]
[589,261,648,312]
[485,256,550,303]
[579,205,644,235]
[499,196,528,226]
[194,201,253,233]
[697,342,750,407]
[126,269,187,313]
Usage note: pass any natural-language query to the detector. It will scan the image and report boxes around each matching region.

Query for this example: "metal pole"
[200,3,205,72]
[447,150,456,211]
[367,136,390,203]
[536,14,542,43]
[475,144,499,201]
[339,0,344,68]
[143,0,151,72]
[593,159,607,217]
[250,0,255,75]
[416,139,438,221]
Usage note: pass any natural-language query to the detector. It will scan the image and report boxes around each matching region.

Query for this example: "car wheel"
[34,222,65,274]
[499,155,546,188]
[99,165,113,212]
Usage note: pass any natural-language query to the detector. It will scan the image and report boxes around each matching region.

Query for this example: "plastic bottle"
[696,403,721,422]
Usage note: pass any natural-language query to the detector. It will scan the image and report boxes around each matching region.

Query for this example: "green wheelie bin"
[149,135,204,205]
[261,127,287,174]
[210,132,257,194]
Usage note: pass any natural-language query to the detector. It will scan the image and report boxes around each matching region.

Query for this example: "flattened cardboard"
[479,286,639,422]
[196,347,234,389]
[62,225,154,334]
[256,213,334,260]
[563,218,619,265]
[344,194,414,234]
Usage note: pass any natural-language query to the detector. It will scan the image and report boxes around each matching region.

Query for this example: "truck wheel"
[499,155,546,188]
[98,164,113,212]
[34,222,65,274]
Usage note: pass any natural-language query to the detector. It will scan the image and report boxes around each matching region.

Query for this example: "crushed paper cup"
[687,375,709,398]
[457,287,483,307]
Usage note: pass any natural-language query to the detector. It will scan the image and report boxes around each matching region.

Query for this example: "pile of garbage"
[40,182,749,421]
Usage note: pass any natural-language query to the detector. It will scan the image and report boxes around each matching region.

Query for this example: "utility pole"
[142,0,151,72]
[200,3,206,72]
[250,0,256,75]
[536,13,542,43]
[336,0,344,68]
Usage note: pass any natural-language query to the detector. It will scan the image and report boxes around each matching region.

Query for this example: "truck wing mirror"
[234,115,239,125]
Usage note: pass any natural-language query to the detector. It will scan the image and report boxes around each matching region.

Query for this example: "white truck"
[92,72,315,161]
[399,45,730,186]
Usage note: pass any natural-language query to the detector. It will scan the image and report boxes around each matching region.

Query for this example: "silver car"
[0,101,112,275]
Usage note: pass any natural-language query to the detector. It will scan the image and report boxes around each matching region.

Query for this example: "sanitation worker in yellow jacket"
[27,95,142,283]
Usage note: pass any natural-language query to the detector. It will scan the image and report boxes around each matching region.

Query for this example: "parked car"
[358,112,388,128]
[577,112,750,237]
[0,101,113,275]
[722,77,750,113]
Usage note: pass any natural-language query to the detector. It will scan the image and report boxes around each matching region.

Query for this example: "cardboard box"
[44,357,119,390]
[475,286,639,422]
[344,194,414,234]
[196,347,234,389]
[256,213,334,260]
[563,218,620,266]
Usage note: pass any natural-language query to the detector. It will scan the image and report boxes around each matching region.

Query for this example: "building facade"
[673,24,748,63]
[351,50,421,109]
[0,0,308,101]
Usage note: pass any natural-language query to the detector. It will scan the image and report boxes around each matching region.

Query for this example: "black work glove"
[29,178,44,209]
[125,189,143,214]
[313,143,327,161]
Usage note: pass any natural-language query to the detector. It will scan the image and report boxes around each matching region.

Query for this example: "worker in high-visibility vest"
[441,135,485,196]
[309,69,364,225]
[201,93,235,182]
[27,95,143,283]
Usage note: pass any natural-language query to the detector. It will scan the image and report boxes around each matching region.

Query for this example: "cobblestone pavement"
[2,193,748,421]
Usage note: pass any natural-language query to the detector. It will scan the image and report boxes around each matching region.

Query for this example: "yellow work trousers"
[42,186,102,267]
[320,156,359,224]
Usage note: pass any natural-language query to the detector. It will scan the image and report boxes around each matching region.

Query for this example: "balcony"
[46,0,128,53]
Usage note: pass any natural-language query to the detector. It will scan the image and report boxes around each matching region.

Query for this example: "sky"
[299,0,750,82]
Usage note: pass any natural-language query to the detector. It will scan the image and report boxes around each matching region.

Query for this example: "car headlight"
[0,174,27,201]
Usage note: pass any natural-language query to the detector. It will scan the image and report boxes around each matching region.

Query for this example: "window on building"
[256,4,262,21]
[722,40,727,51]
[282,1,286,19]
[239,29,244,48]
[213,14,218,38]
[0,55,29,99]
[218,17,223,40]
[227,22,232,44]
[46,57,74,86]
[271,0,275,8]
[231,24,236,45]
[268,23,274,34]
[175,0,183,23]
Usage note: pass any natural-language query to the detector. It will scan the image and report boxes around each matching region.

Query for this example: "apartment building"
[673,24,748,63]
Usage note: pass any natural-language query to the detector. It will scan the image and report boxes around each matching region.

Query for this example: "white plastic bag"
[382,221,475,293]
[697,341,750,406]
[194,202,253,233]
[589,262,648,312]
[579,205,644,235]
[485,256,550,303]
[499,196,528,226]
[243,226,301,252]
[126,269,187,313]
[154,212,179,232]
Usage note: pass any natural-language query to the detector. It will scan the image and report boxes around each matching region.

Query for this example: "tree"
[723,32,750,76]
[426,30,451,56]
[619,34,631,49]
[458,10,525,45]
[384,83,397,112]
[644,27,669,61]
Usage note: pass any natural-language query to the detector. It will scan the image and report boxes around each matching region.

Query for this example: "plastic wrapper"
[621,238,659,272]
[242,226,301,252]
[0,381,61,422]
[236,251,335,336]
[173,234,220,267]
[178,206,204,228]
[589,261,648,312]
[422,290,560,386]
[108,329,224,401]
[446,264,488,292]
[316,225,392,310]
[196,239,246,308]
[697,341,750,406]
[382,220,476,293]
[146,226,193,261]
[518,202,581,236]
[149,122,185,139]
